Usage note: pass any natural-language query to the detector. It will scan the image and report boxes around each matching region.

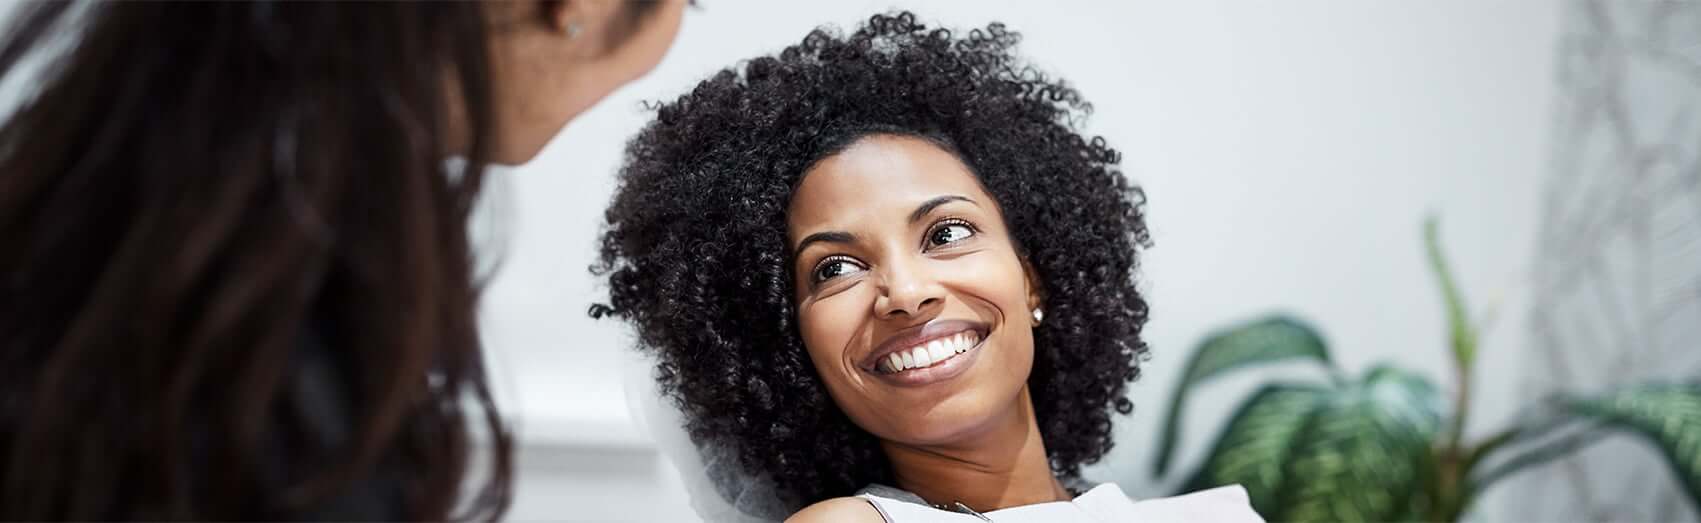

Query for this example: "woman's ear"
[540,0,574,33]
[1021,257,1045,316]
[531,0,625,52]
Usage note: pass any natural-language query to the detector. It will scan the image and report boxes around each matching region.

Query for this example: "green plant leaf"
[1274,365,1443,522]
[1462,398,1582,475]
[1152,316,1333,477]
[1468,422,1612,498]
[1179,384,1331,514]
[1424,217,1476,373]
[1175,366,1442,521]
[1563,382,1701,510]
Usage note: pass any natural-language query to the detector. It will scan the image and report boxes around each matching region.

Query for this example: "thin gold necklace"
[926,485,1083,520]
[928,501,992,521]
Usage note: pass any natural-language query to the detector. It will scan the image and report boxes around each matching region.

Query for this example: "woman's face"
[788,134,1042,445]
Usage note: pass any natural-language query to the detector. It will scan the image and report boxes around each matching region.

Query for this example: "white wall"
[481,1,1560,521]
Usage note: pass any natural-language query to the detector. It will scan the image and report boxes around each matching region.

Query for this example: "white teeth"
[882,332,985,374]
[927,340,950,363]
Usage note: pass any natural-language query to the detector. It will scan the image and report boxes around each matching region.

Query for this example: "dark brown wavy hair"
[0,3,519,519]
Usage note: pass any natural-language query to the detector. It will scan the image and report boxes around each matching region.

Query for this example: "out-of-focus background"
[8,0,1696,521]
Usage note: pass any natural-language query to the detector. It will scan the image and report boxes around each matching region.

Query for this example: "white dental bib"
[854,483,1263,523]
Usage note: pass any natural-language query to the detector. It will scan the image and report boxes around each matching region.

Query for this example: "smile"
[862,319,990,386]
[876,330,981,374]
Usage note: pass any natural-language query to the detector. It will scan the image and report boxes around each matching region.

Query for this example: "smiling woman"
[591,11,1260,522]
[786,135,1048,453]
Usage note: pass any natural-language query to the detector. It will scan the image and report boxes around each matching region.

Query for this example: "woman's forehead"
[787,135,989,231]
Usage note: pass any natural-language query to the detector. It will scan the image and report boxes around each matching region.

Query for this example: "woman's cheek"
[799,294,866,374]
[941,254,1028,310]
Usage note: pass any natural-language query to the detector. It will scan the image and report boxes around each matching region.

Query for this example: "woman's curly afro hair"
[591,11,1152,511]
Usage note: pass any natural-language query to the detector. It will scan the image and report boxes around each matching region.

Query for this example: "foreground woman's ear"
[483,0,686,163]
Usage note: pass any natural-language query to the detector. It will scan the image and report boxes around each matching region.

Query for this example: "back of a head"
[0,2,510,519]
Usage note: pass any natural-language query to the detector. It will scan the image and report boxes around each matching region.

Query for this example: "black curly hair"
[591,11,1151,511]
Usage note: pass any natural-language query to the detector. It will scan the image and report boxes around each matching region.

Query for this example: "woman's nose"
[872,258,945,320]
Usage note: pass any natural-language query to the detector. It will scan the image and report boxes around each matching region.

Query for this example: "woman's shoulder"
[785,496,884,523]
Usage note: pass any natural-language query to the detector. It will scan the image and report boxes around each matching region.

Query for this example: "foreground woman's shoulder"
[786,496,884,523]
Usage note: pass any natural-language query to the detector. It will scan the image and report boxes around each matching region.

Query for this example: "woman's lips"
[862,319,989,387]
[871,336,985,387]
[874,330,981,374]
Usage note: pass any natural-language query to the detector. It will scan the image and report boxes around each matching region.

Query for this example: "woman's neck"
[879,387,1071,512]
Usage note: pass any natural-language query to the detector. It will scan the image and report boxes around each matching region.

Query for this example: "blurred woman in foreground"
[0,1,684,519]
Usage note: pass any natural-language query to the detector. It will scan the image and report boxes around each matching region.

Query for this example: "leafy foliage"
[1564,383,1701,504]
[1149,219,1701,521]
[1179,384,1327,511]
[1152,316,1331,477]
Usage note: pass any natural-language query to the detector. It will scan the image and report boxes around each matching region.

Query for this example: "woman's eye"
[928,222,975,247]
[812,257,866,284]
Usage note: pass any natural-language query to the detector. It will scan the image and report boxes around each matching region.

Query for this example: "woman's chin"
[878,392,1025,445]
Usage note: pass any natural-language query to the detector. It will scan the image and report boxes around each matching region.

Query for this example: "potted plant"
[1148,218,1700,522]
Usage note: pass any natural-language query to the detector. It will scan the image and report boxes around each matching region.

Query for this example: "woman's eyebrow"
[909,195,975,224]
[794,230,857,253]
[794,195,973,252]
